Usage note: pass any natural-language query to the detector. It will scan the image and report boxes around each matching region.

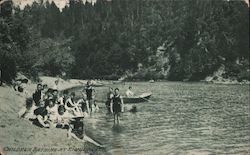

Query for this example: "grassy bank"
[0,77,108,155]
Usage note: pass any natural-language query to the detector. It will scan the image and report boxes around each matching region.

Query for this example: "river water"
[74,82,249,155]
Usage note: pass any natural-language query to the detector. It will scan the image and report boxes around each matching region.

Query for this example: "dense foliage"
[0,0,249,82]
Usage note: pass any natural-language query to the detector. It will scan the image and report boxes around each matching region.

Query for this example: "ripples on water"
[75,82,250,155]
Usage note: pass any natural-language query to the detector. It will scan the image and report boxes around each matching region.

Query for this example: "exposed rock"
[205,65,249,84]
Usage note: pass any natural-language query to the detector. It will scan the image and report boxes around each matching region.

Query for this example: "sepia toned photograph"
[0,0,249,155]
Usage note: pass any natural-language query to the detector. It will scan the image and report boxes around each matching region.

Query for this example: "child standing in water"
[106,87,114,112]
[110,88,124,124]
[84,80,95,112]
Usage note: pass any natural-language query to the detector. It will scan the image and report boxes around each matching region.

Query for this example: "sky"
[12,0,249,10]
[12,0,97,10]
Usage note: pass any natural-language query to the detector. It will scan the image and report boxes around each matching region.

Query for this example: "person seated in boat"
[46,99,59,124]
[65,92,82,116]
[126,86,134,97]
[67,117,104,147]
[33,100,50,128]
[84,80,96,112]
[106,87,114,112]
[33,84,43,106]
[110,88,124,124]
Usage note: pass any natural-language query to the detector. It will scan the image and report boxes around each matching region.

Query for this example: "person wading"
[106,87,114,112]
[110,88,124,125]
[84,80,95,112]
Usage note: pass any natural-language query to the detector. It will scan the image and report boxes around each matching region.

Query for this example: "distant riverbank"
[122,78,250,85]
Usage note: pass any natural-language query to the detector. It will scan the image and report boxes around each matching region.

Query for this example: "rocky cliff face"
[126,42,249,83]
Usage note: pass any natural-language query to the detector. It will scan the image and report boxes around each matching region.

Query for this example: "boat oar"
[83,135,105,148]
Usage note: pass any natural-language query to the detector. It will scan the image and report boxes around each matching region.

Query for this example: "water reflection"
[112,124,124,133]
[74,82,249,155]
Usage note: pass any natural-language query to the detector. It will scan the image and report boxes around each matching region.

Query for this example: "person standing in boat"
[126,86,134,97]
[84,80,96,112]
[110,88,124,124]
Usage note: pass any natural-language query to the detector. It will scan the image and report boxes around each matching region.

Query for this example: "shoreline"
[122,79,250,85]
[1,75,249,155]
[0,76,108,155]
[40,75,250,86]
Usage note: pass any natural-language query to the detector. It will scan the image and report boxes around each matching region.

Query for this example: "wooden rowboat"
[123,92,152,103]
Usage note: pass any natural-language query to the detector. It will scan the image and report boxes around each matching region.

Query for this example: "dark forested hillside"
[0,0,249,82]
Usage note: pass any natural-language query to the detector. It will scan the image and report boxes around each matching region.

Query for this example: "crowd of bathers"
[19,81,99,129]
[18,79,139,127]
[16,79,137,146]
[17,80,108,147]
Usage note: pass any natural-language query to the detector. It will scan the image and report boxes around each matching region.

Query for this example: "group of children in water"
[18,79,135,147]
[18,80,104,147]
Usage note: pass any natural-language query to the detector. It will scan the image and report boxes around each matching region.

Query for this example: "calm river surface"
[74,82,249,155]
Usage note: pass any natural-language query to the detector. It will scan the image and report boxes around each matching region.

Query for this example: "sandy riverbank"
[0,76,108,155]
